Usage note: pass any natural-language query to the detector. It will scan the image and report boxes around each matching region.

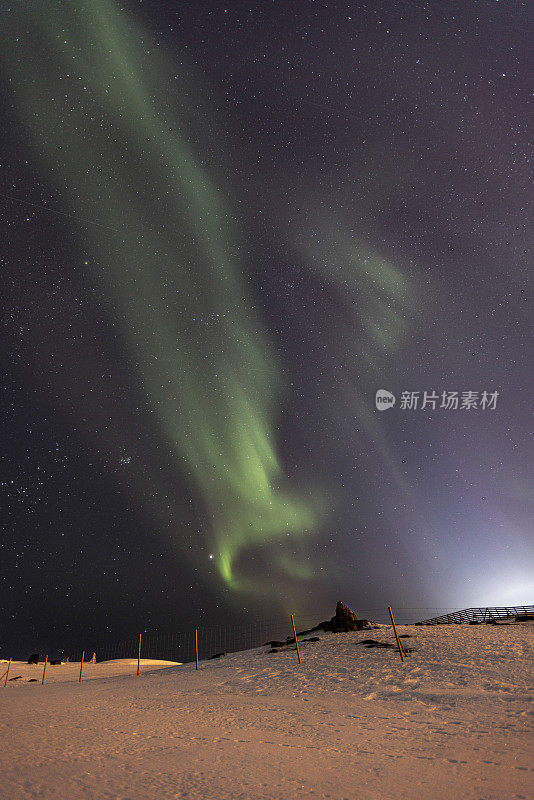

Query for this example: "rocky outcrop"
[329,600,361,631]
[265,602,379,654]
[285,601,378,642]
[311,601,377,633]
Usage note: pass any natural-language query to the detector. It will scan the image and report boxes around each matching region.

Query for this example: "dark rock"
[399,634,411,638]
[332,600,359,630]
[365,642,394,649]
[469,620,481,625]
[315,601,376,633]
[27,653,40,664]
[516,613,534,622]
[358,639,394,648]
[28,679,38,682]
[9,675,23,680]
[302,637,320,642]
[308,620,332,634]
[208,652,226,660]
[50,659,62,665]
[359,638,416,653]
[268,648,279,653]
[265,603,376,647]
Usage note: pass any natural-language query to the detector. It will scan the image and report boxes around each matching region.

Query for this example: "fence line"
[6,606,532,665]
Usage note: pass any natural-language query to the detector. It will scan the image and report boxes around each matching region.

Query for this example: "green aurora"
[3,1,414,608]
[3,1,320,602]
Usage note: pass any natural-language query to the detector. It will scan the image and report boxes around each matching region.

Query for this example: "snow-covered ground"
[0,658,181,684]
[1,623,532,799]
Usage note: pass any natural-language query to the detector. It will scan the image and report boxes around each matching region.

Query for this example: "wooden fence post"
[388,606,405,662]
[79,651,85,683]
[290,614,301,664]
[137,633,141,676]
[3,658,12,687]
[195,628,199,670]
[42,655,48,685]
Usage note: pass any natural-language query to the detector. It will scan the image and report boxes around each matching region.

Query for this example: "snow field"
[1,623,532,799]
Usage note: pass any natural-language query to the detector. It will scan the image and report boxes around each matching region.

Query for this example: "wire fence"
[7,606,531,665]
[15,606,516,665]
[93,621,290,665]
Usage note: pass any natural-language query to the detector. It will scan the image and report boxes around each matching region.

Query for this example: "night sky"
[1,1,532,655]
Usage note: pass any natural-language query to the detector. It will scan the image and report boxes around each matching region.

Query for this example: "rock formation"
[314,600,376,633]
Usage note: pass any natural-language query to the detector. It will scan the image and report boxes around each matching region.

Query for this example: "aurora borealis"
[1,1,532,652]
[4,0,322,603]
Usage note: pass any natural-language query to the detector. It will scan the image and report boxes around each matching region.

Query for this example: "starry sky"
[1,1,532,654]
